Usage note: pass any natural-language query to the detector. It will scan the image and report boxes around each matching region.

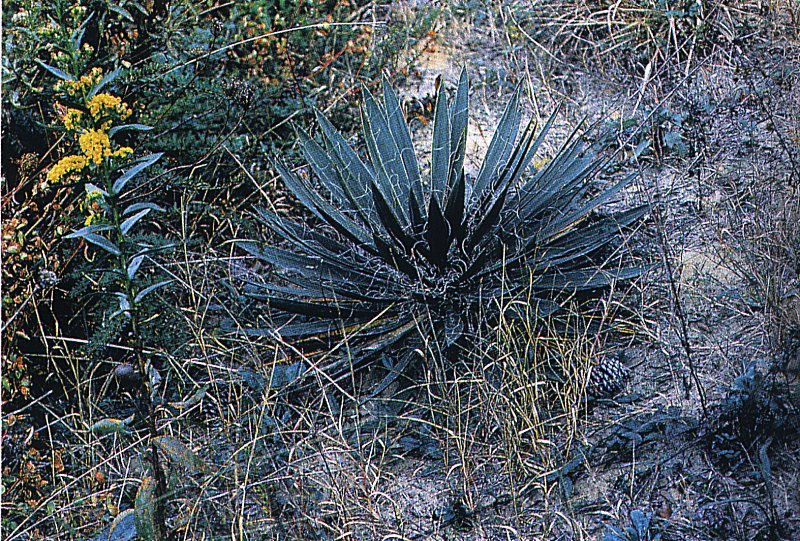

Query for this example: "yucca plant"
[238,68,647,390]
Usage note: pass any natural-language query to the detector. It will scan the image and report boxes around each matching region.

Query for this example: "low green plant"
[600,104,691,167]
[709,364,794,470]
[238,68,647,391]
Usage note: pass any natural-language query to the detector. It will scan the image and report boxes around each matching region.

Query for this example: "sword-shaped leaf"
[444,168,466,241]
[471,87,521,204]
[430,81,451,203]
[539,174,639,240]
[265,297,378,319]
[448,68,469,190]
[273,160,373,246]
[371,181,415,254]
[531,265,646,292]
[314,110,377,220]
[361,93,409,225]
[466,184,511,252]
[382,78,424,215]
[297,127,350,209]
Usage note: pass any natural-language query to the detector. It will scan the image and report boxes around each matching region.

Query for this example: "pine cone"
[587,355,629,399]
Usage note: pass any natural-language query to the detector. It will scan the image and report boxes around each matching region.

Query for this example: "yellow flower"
[79,129,112,164]
[63,108,83,131]
[88,93,122,116]
[47,154,88,183]
[52,71,138,180]
[111,146,134,159]
[88,93,130,119]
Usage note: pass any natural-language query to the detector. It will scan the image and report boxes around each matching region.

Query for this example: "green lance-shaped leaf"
[110,291,131,319]
[36,61,74,81]
[89,414,134,435]
[112,153,163,195]
[134,476,156,541]
[153,436,207,473]
[123,202,165,215]
[71,22,86,53]
[134,280,173,304]
[120,208,151,235]
[108,123,153,137]
[74,233,121,256]
[67,215,114,253]
[67,224,114,237]
[127,255,145,280]
[88,67,121,98]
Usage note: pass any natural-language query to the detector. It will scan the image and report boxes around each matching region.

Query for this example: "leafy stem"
[108,176,169,541]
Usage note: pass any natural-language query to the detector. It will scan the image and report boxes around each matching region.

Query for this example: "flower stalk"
[46,65,169,540]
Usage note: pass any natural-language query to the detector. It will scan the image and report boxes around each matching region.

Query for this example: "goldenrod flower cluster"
[46,155,88,183]
[47,69,135,184]
[78,129,110,164]
[87,93,132,120]
[78,129,132,164]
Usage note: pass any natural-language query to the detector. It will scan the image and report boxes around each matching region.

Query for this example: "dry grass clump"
[717,180,800,374]
[501,0,798,77]
[473,304,595,478]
